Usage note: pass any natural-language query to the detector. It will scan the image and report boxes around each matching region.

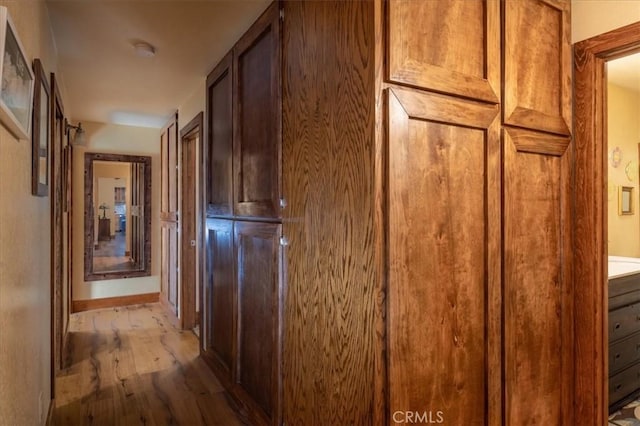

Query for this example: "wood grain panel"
[506,126,571,157]
[503,130,573,425]
[387,88,500,425]
[206,52,233,217]
[282,2,376,424]
[504,0,571,135]
[203,218,236,383]
[234,221,281,424]
[233,2,281,219]
[387,0,500,103]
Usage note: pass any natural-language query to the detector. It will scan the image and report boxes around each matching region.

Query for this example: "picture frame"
[0,6,34,141]
[31,58,49,196]
[619,186,634,216]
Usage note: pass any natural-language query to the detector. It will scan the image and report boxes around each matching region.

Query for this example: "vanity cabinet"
[609,276,640,411]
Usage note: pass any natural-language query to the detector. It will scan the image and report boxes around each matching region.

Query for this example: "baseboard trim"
[46,398,54,425]
[72,292,159,313]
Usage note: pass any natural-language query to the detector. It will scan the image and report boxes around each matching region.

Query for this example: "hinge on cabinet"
[280,236,289,247]
[279,8,284,20]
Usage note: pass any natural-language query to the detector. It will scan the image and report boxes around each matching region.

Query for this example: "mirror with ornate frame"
[84,152,151,281]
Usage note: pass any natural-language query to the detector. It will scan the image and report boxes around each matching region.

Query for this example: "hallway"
[53,304,245,425]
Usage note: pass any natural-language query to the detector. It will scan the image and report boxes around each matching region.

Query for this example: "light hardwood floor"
[53,303,246,425]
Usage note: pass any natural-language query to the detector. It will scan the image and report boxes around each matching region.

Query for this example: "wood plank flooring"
[53,303,246,425]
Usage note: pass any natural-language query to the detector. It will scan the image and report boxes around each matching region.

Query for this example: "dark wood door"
[233,1,281,219]
[180,123,198,330]
[206,52,233,217]
[203,218,236,385]
[160,114,179,318]
[234,220,282,425]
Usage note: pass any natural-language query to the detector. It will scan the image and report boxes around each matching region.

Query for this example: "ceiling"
[46,0,270,128]
[47,1,639,128]
[608,52,640,94]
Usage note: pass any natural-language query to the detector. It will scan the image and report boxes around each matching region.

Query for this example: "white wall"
[72,121,161,300]
[572,0,640,42]
[0,1,64,423]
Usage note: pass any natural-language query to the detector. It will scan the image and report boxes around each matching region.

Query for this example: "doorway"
[574,21,640,425]
[180,112,203,334]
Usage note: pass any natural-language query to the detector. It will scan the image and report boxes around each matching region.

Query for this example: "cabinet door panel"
[387,0,500,103]
[235,220,281,423]
[233,2,281,218]
[161,221,178,314]
[161,116,179,220]
[206,53,233,216]
[387,87,501,425]
[503,128,573,425]
[204,218,235,380]
[503,0,571,135]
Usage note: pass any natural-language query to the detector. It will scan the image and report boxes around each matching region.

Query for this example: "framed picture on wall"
[619,186,634,216]
[0,6,34,141]
[31,58,49,196]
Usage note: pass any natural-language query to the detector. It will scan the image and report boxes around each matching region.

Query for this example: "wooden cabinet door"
[387,0,500,103]
[234,220,282,425]
[503,0,571,135]
[161,114,179,220]
[203,218,236,384]
[206,52,234,216]
[386,87,501,425]
[161,220,179,314]
[233,2,281,218]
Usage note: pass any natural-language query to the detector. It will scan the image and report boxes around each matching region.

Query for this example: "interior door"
[160,114,179,318]
[180,115,201,331]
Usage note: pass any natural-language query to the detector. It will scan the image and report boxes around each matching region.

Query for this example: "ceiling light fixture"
[133,41,156,58]
[66,120,86,147]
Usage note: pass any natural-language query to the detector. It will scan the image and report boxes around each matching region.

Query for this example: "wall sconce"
[66,120,86,147]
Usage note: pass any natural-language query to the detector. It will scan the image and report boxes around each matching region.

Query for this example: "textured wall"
[572,0,640,42]
[71,121,161,300]
[0,1,62,423]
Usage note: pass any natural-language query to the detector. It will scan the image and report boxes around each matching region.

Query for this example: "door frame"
[50,72,66,396]
[179,112,203,331]
[574,21,640,425]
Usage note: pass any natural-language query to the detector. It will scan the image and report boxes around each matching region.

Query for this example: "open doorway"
[605,51,640,421]
[574,22,640,425]
[179,112,203,336]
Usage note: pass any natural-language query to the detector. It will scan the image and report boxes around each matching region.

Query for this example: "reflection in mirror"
[85,153,151,281]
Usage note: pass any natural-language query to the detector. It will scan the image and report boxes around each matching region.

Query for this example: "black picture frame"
[31,58,50,197]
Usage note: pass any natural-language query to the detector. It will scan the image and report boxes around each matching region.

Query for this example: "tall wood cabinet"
[202,1,575,425]
[203,3,282,425]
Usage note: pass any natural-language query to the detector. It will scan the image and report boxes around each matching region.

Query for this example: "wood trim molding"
[504,126,570,157]
[573,21,640,426]
[72,292,159,313]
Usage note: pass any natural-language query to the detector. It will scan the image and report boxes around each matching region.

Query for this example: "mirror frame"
[84,152,152,281]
